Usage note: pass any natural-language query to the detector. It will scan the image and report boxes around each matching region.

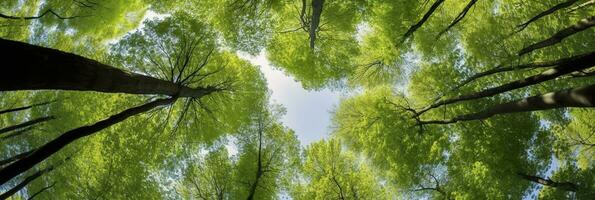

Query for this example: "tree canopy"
[1,0,594,199]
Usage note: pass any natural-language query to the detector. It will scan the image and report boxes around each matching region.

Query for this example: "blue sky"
[238,52,343,147]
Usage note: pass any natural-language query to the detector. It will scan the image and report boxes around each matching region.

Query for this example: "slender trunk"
[516,0,579,32]
[246,121,265,200]
[1,126,35,141]
[519,15,595,56]
[309,0,325,49]
[517,172,578,192]
[449,52,592,93]
[27,182,55,200]
[0,38,213,98]
[420,84,595,125]
[416,51,595,116]
[401,0,446,43]
[0,100,56,115]
[0,157,66,200]
[437,0,478,38]
[0,116,55,135]
[0,98,176,185]
[332,176,346,200]
[568,0,595,13]
[0,150,33,166]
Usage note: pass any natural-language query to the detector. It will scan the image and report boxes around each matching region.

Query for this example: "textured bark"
[0,116,55,135]
[568,0,595,13]
[0,98,176,185]
[309,0,325,49]
[420,84,595,125]
[401,0,446,43]
[437,0,478,38]
[516,0,579,32]
[0,38,214,98]
[0,100,56,115]
[517,172,578,192]
[417,51,595,116]
[519,15,595,56]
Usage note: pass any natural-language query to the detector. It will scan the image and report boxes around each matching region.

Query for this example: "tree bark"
[309,0,325,49]
[417,51,595,116]
[437,0,478,38]
[516,0,579,32]
[0,100,56,115]
[518,15,595,56]
[401,0,446,43]
[0,150,33,166]
[0,38,214,98]
[0,98,176,185]
[420,83,595,125]
[517,172,578,192]
[0,116,55,135]
[568,0,595,13]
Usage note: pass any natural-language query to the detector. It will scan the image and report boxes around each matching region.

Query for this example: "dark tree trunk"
[0,158,65,199]
[517,172,578,192]
[516,0,579,32]
[519,15,595,55]
[0,116,55,135]
[417,51,595,116]
[420,83,595,124]
[246,120,265,200]
[309,0,325,49]
[401,0,446,43]
[0,100,56,115]
[0,150,33,166]
[437,0,478,37]
[0,98,176,185]
[0,38,213,98]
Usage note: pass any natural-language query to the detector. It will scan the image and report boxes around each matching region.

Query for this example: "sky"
[238,51,344,147]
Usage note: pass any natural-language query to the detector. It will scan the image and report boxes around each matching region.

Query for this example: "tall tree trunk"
[516,0,579,32]
[1,126,35,141]
[420,83,595,125]
[416,51,595,116]
[309,0,325,49]
[401,0,446,43]
[0,98,176,185]
[0,157,67,199]
[518,15,595,56]
[0,116,55,135]
[0,38,214,98]
[246,119,265,200]
[0,100,56,115]
[0,150,33,166]
[517,172,578,192]
[437,0,478,38]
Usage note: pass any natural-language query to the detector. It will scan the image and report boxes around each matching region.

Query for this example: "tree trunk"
[568,0,595,13]
[0,150,33,166]
[420,83,595,124]
[401,0,446,43]
[246,119,265,200]
[0,38,214,98]
[519,15,595,55]
[517,172,578,192]
[0,98,176,185]
[0,100,56,115]
[516,0,579,32]
[417,51,595,116]
[0,116,55,135]
[437,0,478,38]
[1,126,35,141]
[0,158,66,199]
[309,0,325,49]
